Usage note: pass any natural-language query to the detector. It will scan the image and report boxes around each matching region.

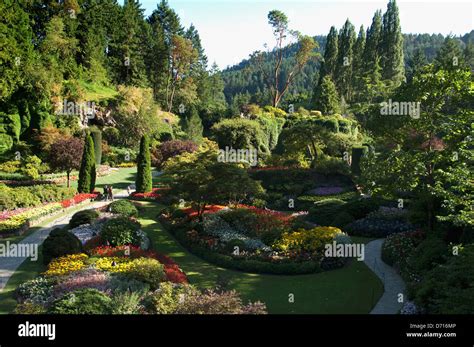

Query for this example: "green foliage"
[0,184,75,211]
[351,146,368,175]
[90,128,102,166]
[69,210,99,229]
[135,135,152,193]
[101,217,141,247]
[125,258,165,290]
[42,228,83,265]
[49,288,112,314]
[77,134,96,193]
[413,244,474,314]
[109,200,138,218]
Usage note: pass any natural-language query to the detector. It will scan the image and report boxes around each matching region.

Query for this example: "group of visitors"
[103,185,114,201]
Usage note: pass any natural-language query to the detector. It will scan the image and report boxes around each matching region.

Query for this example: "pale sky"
[129,0,474,69]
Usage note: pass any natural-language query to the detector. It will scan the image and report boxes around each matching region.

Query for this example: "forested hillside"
[222,29,474,109]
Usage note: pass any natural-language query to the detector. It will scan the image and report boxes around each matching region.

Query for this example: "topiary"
[125,258,165,289]
[49,288,112,314]
[69,209,99,229]
[42,228,83,265]
[331,211,355,229]
[307,199,346,226]
[100,217,141,247]
[109,200,138,218]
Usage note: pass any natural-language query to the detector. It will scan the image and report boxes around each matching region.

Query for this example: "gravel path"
[0,192,127,292]
[363,238,406,314]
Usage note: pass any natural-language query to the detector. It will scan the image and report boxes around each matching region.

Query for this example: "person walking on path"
[103,185,109,201]
[108,185,114,201]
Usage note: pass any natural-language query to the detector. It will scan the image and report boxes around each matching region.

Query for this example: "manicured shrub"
[100,217,141,247]
[109,200,138,218]
[0,184,75,211]
[77,134,96,193]
[42,228,83,265]
[135,135,152,193]
[69,209,99,229]
[125,257,165,289]
[90,128,102,165]
[273,226,343,255]
[49,288,112,314]
[308,199,346,225]
[331,211,355,229]
[344,197,385,220]
[351,145,368,175]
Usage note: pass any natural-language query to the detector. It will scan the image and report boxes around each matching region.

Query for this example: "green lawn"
[138,202,384,314]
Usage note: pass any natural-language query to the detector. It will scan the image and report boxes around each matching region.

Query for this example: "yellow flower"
[44,253,89,276]
[94,257,134,272]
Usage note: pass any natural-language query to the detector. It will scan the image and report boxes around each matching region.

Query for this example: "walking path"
[363,238,406,314]
[0,191,127,292]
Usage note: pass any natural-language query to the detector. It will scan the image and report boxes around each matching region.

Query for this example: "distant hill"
[222,31,474,107]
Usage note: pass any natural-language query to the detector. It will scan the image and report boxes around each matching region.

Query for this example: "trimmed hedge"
[42,228,83,265]
[109,200,138,218]
[69,210,99,229]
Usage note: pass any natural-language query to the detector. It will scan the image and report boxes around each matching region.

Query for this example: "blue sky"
[129,0,474,69]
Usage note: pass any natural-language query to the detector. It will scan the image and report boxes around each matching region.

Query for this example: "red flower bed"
[88,245,188,283]
[182,205,226,218]
[61,193,99,208]
[130,187,169,200]
[237,204,293,222]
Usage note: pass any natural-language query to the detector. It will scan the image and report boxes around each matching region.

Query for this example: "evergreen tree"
[435,36,464,71]
[181,106,203,142]
[352,25,366,101]
[146,17,168,103]
[464,42,474,71]
[313,75,341,115]
[136,134,152,193]
[335,19,356,102]
[362,10,382,74]
[408,47,427,80]
[319,26,339,80]
[78,133,96,193]
[380,0,405,86]
[109,0,148,86]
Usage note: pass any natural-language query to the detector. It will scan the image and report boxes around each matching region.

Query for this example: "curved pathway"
[0,191,127,292]
[363,238,406,314]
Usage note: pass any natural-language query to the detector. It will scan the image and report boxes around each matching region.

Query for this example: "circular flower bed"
[160,206,353,275]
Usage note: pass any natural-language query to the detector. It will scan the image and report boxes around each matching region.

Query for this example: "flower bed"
[160,206,352,275]
[61,193,99,208]
[130,188,168,201]
[0,203,63,235]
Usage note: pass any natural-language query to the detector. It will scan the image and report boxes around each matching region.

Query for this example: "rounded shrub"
[42,228,83,265]
[49,288,112,314]
[125,258,165,289]
[69,210,99,229]
[100,217,141,246]
[109,200,138,218]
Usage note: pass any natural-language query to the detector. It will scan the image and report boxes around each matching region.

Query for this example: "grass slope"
[138,202,383,314]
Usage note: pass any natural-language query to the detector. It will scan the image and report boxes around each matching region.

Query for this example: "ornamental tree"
[78,134,96,193]
[136,134,152,193]
[49,137,84,187]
